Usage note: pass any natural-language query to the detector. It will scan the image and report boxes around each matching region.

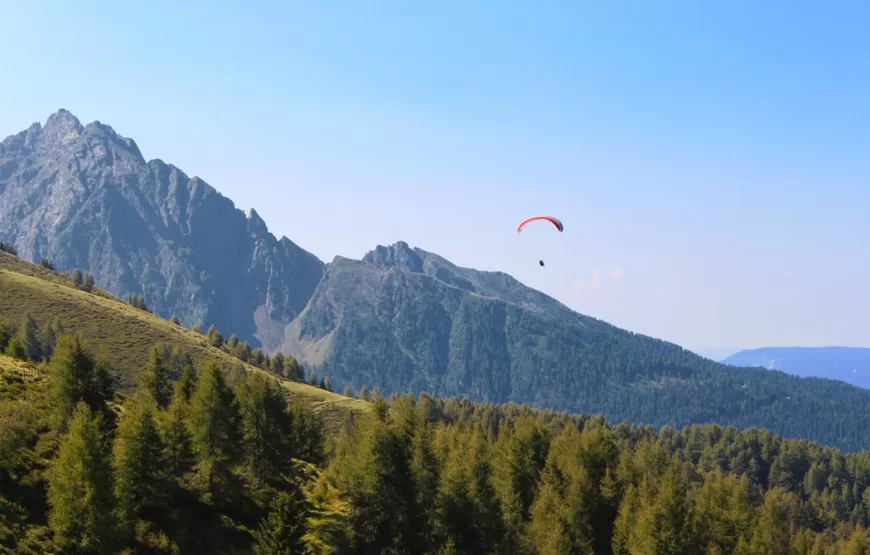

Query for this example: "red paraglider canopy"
[516,216,563,233]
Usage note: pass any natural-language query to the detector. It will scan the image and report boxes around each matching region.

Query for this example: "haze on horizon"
[1,2,867,353]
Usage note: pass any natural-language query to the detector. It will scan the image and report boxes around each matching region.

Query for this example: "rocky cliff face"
[0,110,323,348]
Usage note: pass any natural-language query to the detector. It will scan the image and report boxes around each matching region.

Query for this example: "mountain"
[5,110,870,451]
[690,345,743,361]
[0,109,323,350]
[724,347,870,389]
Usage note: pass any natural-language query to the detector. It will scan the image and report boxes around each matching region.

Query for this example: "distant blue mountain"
[723,347,870,389]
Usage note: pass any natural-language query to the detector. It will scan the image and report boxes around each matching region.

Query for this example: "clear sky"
[1,1,868,355]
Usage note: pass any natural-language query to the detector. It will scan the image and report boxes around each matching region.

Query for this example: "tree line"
[6,330,870,552]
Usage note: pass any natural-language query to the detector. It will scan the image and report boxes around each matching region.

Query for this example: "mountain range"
[724,347,870,390]
[4,109,870,450]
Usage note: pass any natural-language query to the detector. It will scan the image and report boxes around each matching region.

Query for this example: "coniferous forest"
[3,320,870,554]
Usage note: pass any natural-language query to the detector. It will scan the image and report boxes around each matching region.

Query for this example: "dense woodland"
[4,310,870,554]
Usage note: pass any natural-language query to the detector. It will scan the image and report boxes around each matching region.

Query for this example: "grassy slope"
[0,251,369,422]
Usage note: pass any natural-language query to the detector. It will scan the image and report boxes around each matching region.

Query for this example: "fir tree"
[160,388,196,481]
[251,348,265,367]
[113,394,169,539]
[235,373,292,485]
[139,347,172,409]
[46,402,118,552]
[4,337,26,360]
[176,364,197,402]
[0,317,12,351]
[188,361,241,502]
[170,315,180,325]
[253,482,311,555]
[71,268,83,287]
[20,313,43,363]
[269,351,285,375]
[83,272,95,292]
[48,334,114,430]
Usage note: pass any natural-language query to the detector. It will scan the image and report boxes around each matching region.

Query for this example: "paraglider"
[516,216,564,233]
[516,216,562,267]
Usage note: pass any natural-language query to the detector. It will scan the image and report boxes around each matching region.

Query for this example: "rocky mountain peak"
[362,241,424,273]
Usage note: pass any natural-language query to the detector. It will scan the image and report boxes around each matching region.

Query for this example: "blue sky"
[1,1,868,355]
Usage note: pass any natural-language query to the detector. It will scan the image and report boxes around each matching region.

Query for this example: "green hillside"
[0,251,368,420]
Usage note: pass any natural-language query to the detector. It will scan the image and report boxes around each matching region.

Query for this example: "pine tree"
[343,385,354,398]
[309,371,319,387]
[40,257,55,271]
[235,373,292,485]
[4,337,26,360]
[253,482,311,555]
[207,325,224,347]
[283,356,304,381]
[113,394,169,538]
[359,385,371,402]
[83,272,95,292]
[251,348,265,367]
[176,364,197,402]
[39,318,63,361]
[228,334,239,349]
[46,402,118,552]
[160,388,196,480]
[48,334,114,430]
[270,351,285,375]
[340,417,422,554]
[170,315,180,325]
[0,317,12,351]
[188,361,241,502]
[71,268,83,287]
[139,347,172,409]
[288,395,325,465]
[236,341,251,362]
[20,313,43,363]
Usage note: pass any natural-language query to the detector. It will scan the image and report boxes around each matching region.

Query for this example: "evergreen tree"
[340,417,422,554]
[228,334,239,349]
[46,402,118,552]
[19,314,43,363]
[113,394,169,539]
[251,348,266,367]
[0,317,12,351]
[269,351,285,375]
[48,334,114,430]
[253,482,311,555]
[176,364,197,402]
[309,371,319,387]
[139,347,172,409]
[40,257,55,271]
[160,388,196,480]
[38,318,63,361]
[170,315,180,325]
[4,337,26,360]
[289,395,325,465]
[284,355,304,381]
[188,361,241,502]
[359,385,371,402]
[83,272,96,292]
[343,385,354,398]
[71,268,83,287]
[207,325,224,347]
[235,373,292,485]
[236,341,251,362]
